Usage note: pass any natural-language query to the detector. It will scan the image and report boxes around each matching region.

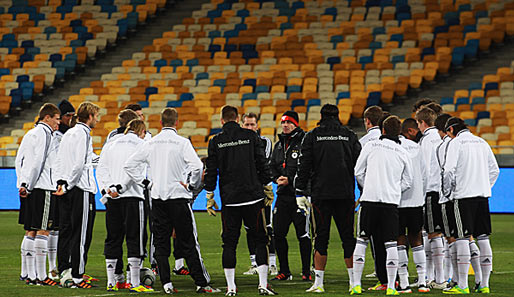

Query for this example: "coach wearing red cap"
[270,111,312,282]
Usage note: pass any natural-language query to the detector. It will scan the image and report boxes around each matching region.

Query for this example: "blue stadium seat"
[180,93,193,101]
[476,111,490,120]
[464,118,476,126]
[241,93,256,100]
[291,99,305,108]
[167,101,182,107]
[210,128,222,135]
[440,97,454,105]
[196,72,209,80]
[255,85,269,93]
[145,87,158,99]
[471,97,486,105]
[307,99,321,107]
[367,92,381,106]
[337,91,350,99]
[243,79,256,88]
[287,85,301,93]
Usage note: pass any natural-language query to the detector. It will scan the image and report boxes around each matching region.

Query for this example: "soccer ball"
[140,267,155,287]
[60,268,73,287]
[62,279,75,288]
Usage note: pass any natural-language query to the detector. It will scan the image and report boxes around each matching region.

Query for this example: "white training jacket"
[97,132,145,199]
[55,122,97,194]
[419,127,442,193]
[355,137,414,206]
[15,129,29,188]
[442,130,499,200]
[399,135,426,208]
[15,122,57,191]
[124,127,203,200]
[436,135,452,204]
[359,126,381,147]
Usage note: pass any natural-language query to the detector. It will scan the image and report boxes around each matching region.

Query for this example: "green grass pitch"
[0,211,513,296]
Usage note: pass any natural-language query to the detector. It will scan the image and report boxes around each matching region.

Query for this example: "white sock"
[397,245,409,288]
[449,242,459,284]
[424,233,434,282]
[257,265,268,288]
[314,269,324,288]
[477,236,492,288]
[385,241,399,290]
[175,258,184,270]
[412,245,427,286]
[26,236,36,281]
[469,240,482,286]
[106,259,117,287]
[269,254,276,267]
[352,238,368,287]
[48,231,58,272]
[34,235,48,280]
[224,268,236,291]
[347,268,354,288]
[21,235,28,277]
[128,257,141,287]
[456,239,470,289]
[444,239,452,281]
[250,254,257,267]
[431,237,445,283]
[126,264,131,285]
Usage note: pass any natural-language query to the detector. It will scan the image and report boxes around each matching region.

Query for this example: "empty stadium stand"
[1,0,514,161]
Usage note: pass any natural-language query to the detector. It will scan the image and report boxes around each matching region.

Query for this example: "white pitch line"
[492,270,514,275]
[68,294,116,297]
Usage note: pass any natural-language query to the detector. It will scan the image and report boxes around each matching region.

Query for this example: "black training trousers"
[104,197,145,259]
[151,198,210,287]
[221,200,269,268]
[273,196,311,275]
[57,187,96,279]
[245,204,275,258]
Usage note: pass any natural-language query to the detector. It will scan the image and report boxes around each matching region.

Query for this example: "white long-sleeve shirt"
[16,122,57,191]
[436,135,452,203]
[124,127,203,200]
[56,122,97,194]
[442,130,499,200]
[355,137,413,205]
[399,135,426,208]
[419,127,442,193]
[97,132,145,199]
[359,126,381,147]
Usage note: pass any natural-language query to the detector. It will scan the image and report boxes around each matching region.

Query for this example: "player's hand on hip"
[53,185,66,196]
[141,179,153,191]
[206,191,218,216]
[19,187,28,198]
[180,181,196,192]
